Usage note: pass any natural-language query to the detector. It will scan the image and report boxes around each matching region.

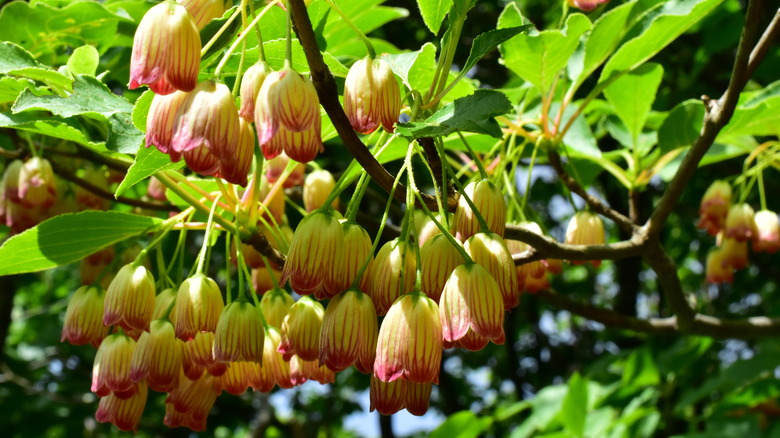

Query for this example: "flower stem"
[194,194,222,275]
[457,131,487,180]
[201,6,242,57]
[322,0,376,59]
[214,0,281,77]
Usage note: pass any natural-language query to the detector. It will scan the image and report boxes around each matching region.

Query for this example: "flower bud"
[465,232,519,310]
[130,319,182,392]
[146,176,168,201]
[451,180,506,241]
[184,331,227,377]
[567,0,610,12]
[18,157,57,209]
[266,152,305,188]
[213,300,265,363]
[152,287,178,322]
[278,296,324,362]
[720,237,748,270]
[420,234,464,303]
[250,326,293,391]
[281,210,344,295]
[218,117,255,186]
[1,160,22,204]
[344,57,401,133]
[706,247,734,284]
[255,66,320,142]
[319,288,378,373]
[375,292,442,384]
[260,287,295,328]
[440,263,504,351]
[95,382,148,432]
[332,221,373,293]
[129,1,200,94]
[174,274,225,340]
[370,376,433,417]
[752,210,780,253]
[167,372,219,423]
[367,239,416,316]
[103,263,156,332]
[303,169,337,212]
[177,0,227,30]
[565,211,605,267]
[146,90,189,156]
[62,285,108,347]
[724,203,755,242]
[697,180,731,236]
[92,332,137,397]
[239,61,272,120]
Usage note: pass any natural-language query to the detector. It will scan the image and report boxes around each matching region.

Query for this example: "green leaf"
[224,39,349,78]
[568,2,635,86]
[395,89,512,139]
[429,411,492,438]
[65,45,100,77]
[384,42,437,93]
[0,111,108,154]
[657,99,704,154]
[0,77,43,104]
[498,8,591,92]
[604,62,664,148]
[720,80,780,138]
[0,41,73,92]
[461,26,532,76]
[418,0,452,35]
[0,211,162,276]
[599,0,724,84]
[131,89,154,132]
[560,372,588,437]
[622,348,661,388]
[115,144,185,197]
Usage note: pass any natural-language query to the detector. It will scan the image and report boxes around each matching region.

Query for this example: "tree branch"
[288,0,445,211]
[506,224,645,264]
[642,242,696,329]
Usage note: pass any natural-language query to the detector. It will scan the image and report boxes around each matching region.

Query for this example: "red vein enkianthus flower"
[213,300,265,363]
[280,210,344,295]
[344,57,401,134]
[103,263,156,332]
[129,0,200,94]
[62,285,108,347]
[451,179,507,241]
[277,296,324,362]
[319,288,378,373]
[130,319,182,392]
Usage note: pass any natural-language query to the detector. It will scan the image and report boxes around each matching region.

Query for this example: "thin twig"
[506,224,645,264]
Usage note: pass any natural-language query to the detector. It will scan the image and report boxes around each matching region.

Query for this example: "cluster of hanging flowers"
[697,180,780,284]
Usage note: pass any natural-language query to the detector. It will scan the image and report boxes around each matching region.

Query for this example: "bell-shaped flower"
[752,210,780,253]
[260,287,295,328]
[255,66,320,142]
[184,331,227,377]
[370,376,436,416]
[251,326,294,391]
[374,292,442,384]
[18,157,57,209]
[280,210,344,295]
[239,61,272,120]
[344,57,401,134]
[303,169,337,212]
[697,180,732,236]
[166,372,220,424]
[177,0,227,30]
[367,239,416,316]
[724,203,755,242]
[278,296,324,362]
[333,221,374,293]
[319,288,378,373]
[130,319,182,392]
[565,211,606,267]
[103,263,156,332]
[266,152,305,188]
[264,118,324,163]
[451,180,506,241]
[174,274,225,340]
[213,300,265,363]
[62,285,108,347]
[439,263,504,351]
[420,234,464,303]
[217,117,255,186]
[720,236,748,270]
[465,232,519,310]
[151,287,177,321]
[92,332,137,397]
[129,1,200,94]
[95,382,148,432]
[706,247,734,284]
[146,90,189,156]
[289,355,336,385]
[219,361,257,395]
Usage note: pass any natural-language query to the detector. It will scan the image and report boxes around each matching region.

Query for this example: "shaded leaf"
[560,372,588,437]
[604,62,664,148]
[461,26,532,76]
[657,99,704,154]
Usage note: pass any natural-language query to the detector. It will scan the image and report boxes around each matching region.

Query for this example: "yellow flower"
[344,57,401,134]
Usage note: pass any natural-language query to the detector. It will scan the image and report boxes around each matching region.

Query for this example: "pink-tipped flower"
[152,287,177,321]
[129,1,200,94]
[720,237,748,270]
[451,180,506,241]
[706,247,734,284]
[213,300,265,363]
[440,263,505,351]
[260,287,295,328]
[174,274,225,340]
[303,169,338,212]
[130,319,182,392]
[420,234,464,303]
[333,221,374,293]
[319,288,378,373]
[278,296,324,362]
[92,332,137,397]
[465,232,519,310]
[268,119,324,163]
[146,90,189,156]
[218,117,255,187]
[177,0,227,30]
[172,81,240,167]
[281,210,344,295]
[289,355,336,385]
[374,292,442,384]
[95,382,148,432]
[103,263,156,332]
[724,203,755,242]
[565,211,606,267]
[368,239,416,316]
[250,326,293,391]
[567,0,610,11]
[697,180,732,236]
[18,157,57,209]
[344,57,401,134]
[167,372,220,423]
[752,210,780,253]
[184,331,227,377]
[255,66,320,143]
[62,285,108,347]
[239,61,272,120]
[506,222,554,294]
[266,152,305,188]
[369,376,433,417]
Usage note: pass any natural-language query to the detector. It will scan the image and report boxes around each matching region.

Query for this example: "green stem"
[237,234,269,326]
[346,171,370,221]
[214,0,281,77]
[520,136,540,213]
[157,172,238,235]
[437,141,490,232]
[201,6,242,57]
[232,0,249,97]
[457,131,487,180]
[322,0,376,58]
[225,230,232,303]
[285,0,293,64]
[195,194,222,275]
[132,209,190,267]
[418,138,449,229]
[758,166,767,211]
[246,147,265,227]
[248,0,266,62]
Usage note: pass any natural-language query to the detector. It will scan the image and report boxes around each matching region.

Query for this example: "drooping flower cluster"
[0,157,58,234]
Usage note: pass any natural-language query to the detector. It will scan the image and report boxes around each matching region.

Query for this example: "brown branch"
[506,224,645,264]
[288,0,445,211]
[50,161,177,212]
[548,151,635,233]
[746,8,780,80]
[645,0,770,239]
[642,242,696,329]
[244,231,286,269]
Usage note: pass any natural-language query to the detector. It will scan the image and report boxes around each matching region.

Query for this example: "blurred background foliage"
[1,0,779,437]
